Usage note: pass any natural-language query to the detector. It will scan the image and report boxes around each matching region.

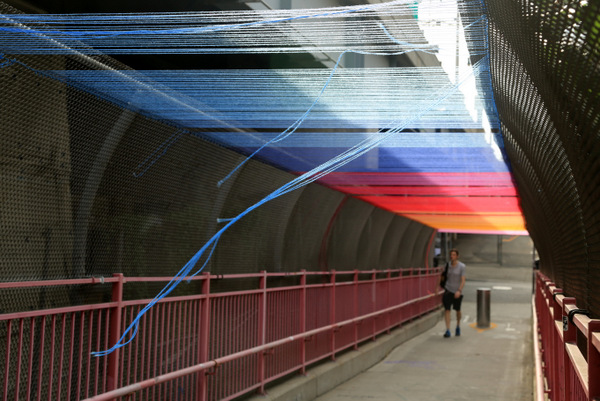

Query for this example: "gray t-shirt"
[444,261,466,293]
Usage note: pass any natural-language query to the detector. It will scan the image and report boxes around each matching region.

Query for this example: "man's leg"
[455,298,462,336]
[444,309,452,337]
[442,291,453,337]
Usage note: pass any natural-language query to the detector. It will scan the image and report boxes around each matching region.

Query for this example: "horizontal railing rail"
[533,271,600,401]
[1,268,442,401]
[83,291,436,401]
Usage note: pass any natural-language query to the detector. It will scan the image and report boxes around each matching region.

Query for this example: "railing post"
[541,283,552,396]
[409,268,415,319]
[300,270,307,375]
[330,270,336,361]
[419,267,424,315]
[258,271,267,394]
[398,269,405,324]
[386,270,392,334]
[534,273,541,315]
[353,270,359,350]
[371,270,376,341]
[549,287,561,398]
[588,320,600,401]
[562,296,577,401]
[107,273,124,398]
[197,272,211,401]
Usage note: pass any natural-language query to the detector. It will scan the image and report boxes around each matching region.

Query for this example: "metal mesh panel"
[356,207,395,270]
[281,185,346,272]
[486,0,600,316]
[325,198,375,270]
[325,198,434,271]
[213,160,303,275]
[380,215,413,269]
[395,221,426,268]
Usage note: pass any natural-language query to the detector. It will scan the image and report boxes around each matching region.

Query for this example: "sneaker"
[455,326,461,336]
[443,330,451,338]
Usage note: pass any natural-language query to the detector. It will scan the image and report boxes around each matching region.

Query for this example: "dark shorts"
[443,290,463,311]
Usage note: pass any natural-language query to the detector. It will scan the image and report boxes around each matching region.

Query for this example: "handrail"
[533,271,600,401]
[1,267,442,401]
[82,291,439,401]
[0,267,433,289]
[0,276,120,289]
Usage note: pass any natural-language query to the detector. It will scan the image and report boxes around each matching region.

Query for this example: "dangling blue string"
[0,53,16,68]
[133,129,186,177]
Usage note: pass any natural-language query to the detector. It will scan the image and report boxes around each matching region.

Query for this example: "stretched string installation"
[0,1,488,54]
[0,0,501,355]
[91,57,489,357]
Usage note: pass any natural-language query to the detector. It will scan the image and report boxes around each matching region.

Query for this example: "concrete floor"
[314,263,534,401]
[451,233,535,268]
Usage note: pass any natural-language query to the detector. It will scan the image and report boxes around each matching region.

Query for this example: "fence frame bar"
[533,271,600,401]
[1,268,442,401]
[82,289,440,401]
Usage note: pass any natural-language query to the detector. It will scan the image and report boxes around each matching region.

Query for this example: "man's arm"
[455,275,466,298]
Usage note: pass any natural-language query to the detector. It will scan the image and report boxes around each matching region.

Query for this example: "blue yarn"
[377,22,438,50]
[0,0,419,58]
[215,17,444,186]
[0,1,489,55]
[0,4,378,38]
[216,45,440,187]
[0,53,15,68]
[133,129,186,177]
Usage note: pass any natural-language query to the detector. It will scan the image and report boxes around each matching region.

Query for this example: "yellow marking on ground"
[469,322,498,333]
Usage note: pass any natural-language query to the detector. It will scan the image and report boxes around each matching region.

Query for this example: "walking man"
[442,248,466,337]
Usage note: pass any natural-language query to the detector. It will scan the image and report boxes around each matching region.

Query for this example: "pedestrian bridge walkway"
[318,268,533,401]
[257,264,534,401]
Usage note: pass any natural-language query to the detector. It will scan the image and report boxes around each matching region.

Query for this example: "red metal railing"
[1,268,442,401]
[533,271,600,401]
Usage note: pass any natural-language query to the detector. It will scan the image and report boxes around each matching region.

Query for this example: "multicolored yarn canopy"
[0,0,524,234]
[0,0,525,354]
